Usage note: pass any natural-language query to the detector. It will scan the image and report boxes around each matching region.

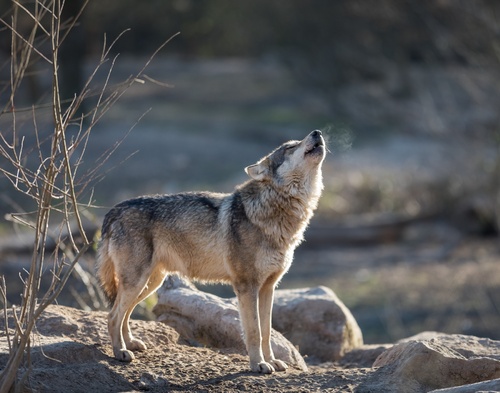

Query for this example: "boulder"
[357,334,500,393]
[272,286,363,362]
[152,276,308,371]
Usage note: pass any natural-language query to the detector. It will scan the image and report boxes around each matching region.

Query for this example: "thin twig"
[0,277,11,352]
[12,0,50,36]
[0,17,52,65]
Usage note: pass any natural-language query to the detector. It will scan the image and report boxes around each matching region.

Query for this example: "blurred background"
[0,0,499,344]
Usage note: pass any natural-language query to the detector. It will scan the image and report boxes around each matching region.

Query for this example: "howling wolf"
[97,130,326,373]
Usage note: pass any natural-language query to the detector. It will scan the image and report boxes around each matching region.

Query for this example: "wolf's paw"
[251,361,275,374]
[126,338,147,352]
[114,348,135,362]
[270,359,288,372]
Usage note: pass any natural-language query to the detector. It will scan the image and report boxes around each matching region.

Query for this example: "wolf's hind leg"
[108,286,139,362]
[122,272,166,352]
[109,272,153,362]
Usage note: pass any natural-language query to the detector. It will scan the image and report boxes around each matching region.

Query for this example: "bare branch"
[0,277,11,352]
[0,2,177,390]
[12,0,50,37]
[142,74,175,88]
[0,17,52,65]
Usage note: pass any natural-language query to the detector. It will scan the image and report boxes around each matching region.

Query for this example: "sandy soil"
[0,305,374,393]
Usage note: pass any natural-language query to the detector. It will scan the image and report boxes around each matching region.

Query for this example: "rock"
[399,331,448,343]
[154,277,243,349]
[152,276,308,371]
[153,279,363,365]
[357,334,500,393]
[428,378,500,392]
[339,332,448,369]
[272,286,364,362]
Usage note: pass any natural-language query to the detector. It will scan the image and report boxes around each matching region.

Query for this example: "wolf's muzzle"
[304,130,325,156]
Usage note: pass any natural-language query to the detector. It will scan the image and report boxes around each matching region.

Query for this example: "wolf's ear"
[245,161,268,181]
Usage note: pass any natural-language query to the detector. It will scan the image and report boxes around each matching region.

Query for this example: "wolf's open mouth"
[305,140,324,155]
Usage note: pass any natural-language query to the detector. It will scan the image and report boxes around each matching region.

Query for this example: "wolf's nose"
[311,130,322,137]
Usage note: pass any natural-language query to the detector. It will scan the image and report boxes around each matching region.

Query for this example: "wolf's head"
[245,130,325,191]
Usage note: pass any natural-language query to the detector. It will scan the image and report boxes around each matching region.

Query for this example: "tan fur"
[96,237,118,305]
[96,130,326,374]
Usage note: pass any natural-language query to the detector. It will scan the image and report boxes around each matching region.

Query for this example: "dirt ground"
[0,305,374,393]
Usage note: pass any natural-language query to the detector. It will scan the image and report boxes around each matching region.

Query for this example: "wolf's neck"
[239,172,323,249]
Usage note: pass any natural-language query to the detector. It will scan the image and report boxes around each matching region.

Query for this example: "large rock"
[152,276,308,371]
[272,286,363,362]
[357,334,500,393]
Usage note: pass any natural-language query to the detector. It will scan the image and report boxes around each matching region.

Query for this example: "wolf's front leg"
[235,286,275,374]
[259,278,288,372]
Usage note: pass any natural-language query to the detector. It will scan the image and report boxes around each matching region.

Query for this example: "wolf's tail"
[96,236,118,307]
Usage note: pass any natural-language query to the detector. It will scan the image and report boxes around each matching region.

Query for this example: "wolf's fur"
[96,130,325,373]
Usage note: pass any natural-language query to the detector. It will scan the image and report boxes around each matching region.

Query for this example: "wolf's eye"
[285,144,297,151]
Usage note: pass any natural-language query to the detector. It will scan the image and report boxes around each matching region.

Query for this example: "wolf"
[96,130,326,374]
